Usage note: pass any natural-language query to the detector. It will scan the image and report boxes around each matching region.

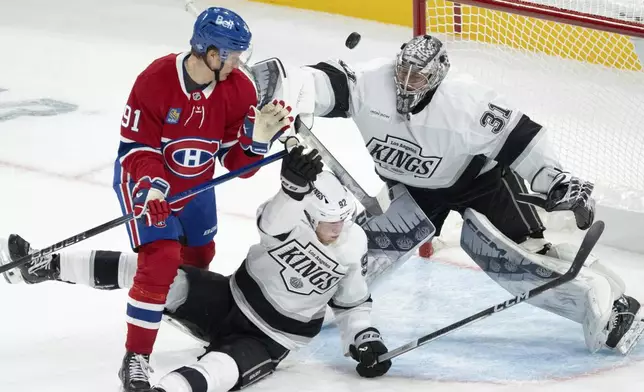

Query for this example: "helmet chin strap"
[203,54,225,82]
[205,59,222,82]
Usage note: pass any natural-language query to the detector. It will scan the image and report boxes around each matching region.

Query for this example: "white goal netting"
[418,0,644,212]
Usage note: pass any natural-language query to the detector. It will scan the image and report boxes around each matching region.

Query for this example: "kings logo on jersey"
[162,137,220,178]
[366,135,442,178]
[268,240,345,295]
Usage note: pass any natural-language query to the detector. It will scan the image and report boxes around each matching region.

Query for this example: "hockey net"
[413,0,644,257]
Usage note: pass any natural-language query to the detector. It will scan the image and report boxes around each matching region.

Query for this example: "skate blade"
[162,315,208,346]
[617,309,644,355]
[0,238,23,284]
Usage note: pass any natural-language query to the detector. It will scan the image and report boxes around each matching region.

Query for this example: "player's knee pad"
[213,338,281,389]
[155,351,238,392]
[181,241,216,269]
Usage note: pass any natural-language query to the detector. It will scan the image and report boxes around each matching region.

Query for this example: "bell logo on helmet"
[215,15,234,29]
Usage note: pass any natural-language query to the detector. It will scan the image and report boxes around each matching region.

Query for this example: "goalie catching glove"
[546,171,595,229]
[280,139,323,201]
[349,327,392,378]
[522,168,595,230]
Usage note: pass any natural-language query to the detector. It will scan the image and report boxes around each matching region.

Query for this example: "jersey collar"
[175,52,216,100]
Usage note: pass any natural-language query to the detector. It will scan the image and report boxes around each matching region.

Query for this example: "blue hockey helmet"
[190,7,252,61]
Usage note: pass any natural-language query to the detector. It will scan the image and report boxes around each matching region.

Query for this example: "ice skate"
[118,352,153,392]
[605,295,644,355]
[0,234,60,284]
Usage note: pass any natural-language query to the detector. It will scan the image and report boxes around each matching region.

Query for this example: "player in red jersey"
[112,7,293,391]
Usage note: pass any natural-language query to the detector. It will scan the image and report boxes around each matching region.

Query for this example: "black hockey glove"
[545,172,595,230]
[280,142,323,201]
[349,327,392,378]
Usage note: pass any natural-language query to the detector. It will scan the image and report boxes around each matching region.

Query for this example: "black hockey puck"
[345,32,361,49]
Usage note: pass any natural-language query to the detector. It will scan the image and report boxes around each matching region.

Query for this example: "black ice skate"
[119,352,153,392]
[605,295,644,355]
[0,234,60,284]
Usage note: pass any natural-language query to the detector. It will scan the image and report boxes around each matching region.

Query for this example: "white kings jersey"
[302,58,562,193]
[230,189,373,353]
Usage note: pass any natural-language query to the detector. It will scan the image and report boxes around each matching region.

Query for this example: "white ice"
[0,0,643,391]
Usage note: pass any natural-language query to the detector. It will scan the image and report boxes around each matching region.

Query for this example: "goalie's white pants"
[57,250,189,312]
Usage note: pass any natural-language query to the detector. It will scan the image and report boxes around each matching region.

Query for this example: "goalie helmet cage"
[412,0,644,254]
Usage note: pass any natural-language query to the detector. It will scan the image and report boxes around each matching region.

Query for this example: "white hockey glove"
[240,99,294,155]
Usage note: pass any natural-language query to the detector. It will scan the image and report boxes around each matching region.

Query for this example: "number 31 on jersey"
[480,103,512,134]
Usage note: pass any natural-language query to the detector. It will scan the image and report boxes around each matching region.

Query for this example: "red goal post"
[414,0,644,38]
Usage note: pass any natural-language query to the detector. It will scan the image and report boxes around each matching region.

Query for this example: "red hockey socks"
[181,241,215,269]
[125,239,182,354]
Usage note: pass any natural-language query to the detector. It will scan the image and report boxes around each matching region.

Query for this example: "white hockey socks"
[154,351,239,392]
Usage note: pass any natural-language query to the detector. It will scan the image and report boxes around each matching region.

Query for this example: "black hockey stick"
[377,220,605,363]
[0,151,287,275]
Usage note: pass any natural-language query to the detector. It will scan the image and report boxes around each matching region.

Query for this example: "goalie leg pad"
[461,208,623,352]
[543,242,626,297]
[354,183,435,288]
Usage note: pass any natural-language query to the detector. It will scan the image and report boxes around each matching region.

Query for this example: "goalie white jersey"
[304,58,562,192]
[230,190,373,351]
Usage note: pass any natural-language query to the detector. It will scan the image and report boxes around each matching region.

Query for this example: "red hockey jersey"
[114,52,260,209]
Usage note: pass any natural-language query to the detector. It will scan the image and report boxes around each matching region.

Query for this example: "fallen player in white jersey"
[0,143,392,391]
[285,34,644,355]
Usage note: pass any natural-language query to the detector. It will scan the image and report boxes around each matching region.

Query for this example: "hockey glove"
[132,177,171,227]
[240,99,294,155]
[281,143,323,201]
[349,327,392,378]
[545,172,595,230]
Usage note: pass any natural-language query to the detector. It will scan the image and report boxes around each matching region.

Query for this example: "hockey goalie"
[288,34,644,355]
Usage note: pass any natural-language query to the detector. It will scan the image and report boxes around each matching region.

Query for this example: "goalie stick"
[295,117,391,215]
[377,219,605,363]
[0,151,287,276]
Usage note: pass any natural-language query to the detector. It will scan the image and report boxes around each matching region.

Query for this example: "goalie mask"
[305,171,356,244]
[394,35,450,114]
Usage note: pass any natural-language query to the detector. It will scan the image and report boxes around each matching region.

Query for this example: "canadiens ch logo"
[366,135,441,179]
[162,137,220,178]
[268,240,345,296]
